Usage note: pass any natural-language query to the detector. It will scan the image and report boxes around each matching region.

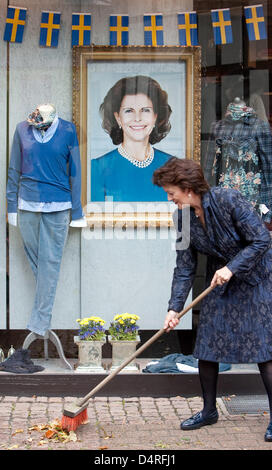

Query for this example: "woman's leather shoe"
[265,422,272,442]
[180,410,219,430]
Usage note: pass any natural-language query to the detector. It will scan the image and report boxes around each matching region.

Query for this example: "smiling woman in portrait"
[91,75,173,202]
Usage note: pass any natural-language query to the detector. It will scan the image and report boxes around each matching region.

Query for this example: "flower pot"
[108,335,140,371]
[74,336,106,373]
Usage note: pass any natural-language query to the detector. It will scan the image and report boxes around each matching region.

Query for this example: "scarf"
[225,103,255,121]
[27,103,56,132]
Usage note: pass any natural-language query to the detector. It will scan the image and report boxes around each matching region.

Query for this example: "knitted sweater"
[6,118,83,220]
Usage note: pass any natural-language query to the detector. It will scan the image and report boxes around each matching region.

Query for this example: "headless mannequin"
[8,104,87,228]
[205,96,272,229]
[232,96,246,106]
[7,104,86,368]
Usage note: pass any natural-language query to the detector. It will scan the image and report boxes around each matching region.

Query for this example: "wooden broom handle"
[77,285,215,408]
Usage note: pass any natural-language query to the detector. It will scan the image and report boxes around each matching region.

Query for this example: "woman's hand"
[164,310,180,332]
[210,266,233,288]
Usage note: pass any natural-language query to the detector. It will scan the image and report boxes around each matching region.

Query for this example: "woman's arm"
[225,191,271,276]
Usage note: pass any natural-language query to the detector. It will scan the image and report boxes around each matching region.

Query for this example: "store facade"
[1,0,271,354]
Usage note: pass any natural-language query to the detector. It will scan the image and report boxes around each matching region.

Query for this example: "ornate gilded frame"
[72,45,201,227]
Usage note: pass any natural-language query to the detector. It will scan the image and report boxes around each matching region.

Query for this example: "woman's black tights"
[258,360,272,421]
[198,360,219,417]
[199,359,272,422]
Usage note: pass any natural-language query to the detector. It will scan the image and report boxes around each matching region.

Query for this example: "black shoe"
[265,422,272,442]
[180,409,219,430]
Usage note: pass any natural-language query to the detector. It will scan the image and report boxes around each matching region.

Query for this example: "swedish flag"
[39,11,61,47]
[4,6,27,43]
[244,5,267,40]
[211,8,233,45]
[72,13,91,46]
[109,15,129,46]
[144,14,164,46]
[178,12,198,46]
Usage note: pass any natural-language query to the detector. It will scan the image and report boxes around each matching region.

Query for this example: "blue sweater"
[6,119,83,220]
[91,148,171,201]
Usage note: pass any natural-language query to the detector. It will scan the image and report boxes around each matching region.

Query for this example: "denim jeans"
[18,210,70,336]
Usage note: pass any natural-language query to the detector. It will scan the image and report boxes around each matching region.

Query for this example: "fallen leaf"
[12,429,24,436]
[45,429,57,439]
[29,424,48,432]
[7,445,19,450]
[38,440,47,446]
[28,418,79,444]
[99,446,108,450]
[66,431,77,442]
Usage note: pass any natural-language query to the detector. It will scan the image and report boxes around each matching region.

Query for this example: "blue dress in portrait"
[91,148,171,201]
[169,187,272,364]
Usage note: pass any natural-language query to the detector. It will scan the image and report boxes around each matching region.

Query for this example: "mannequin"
[204,97,272,229]
[6,104,87,350]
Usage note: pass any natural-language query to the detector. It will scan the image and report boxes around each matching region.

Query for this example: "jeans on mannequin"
[18,209,70,336]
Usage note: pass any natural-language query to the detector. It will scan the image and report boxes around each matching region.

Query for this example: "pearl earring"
[188,193,191,198]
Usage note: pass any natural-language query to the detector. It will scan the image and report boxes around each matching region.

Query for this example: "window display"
[204,96,272,223]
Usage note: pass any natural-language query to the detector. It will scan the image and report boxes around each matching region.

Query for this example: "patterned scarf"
[225,103,255,121]
[27,103,56,132]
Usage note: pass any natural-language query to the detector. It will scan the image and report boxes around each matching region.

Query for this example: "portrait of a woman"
[91,75,173,202]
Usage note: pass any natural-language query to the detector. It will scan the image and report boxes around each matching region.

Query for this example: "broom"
[61,285,215,431]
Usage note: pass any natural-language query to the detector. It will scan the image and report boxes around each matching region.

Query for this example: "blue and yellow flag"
[40,11,61,47]
[211,8,233,45]
[144,14,164,46]
[178,12,198,46]
[244,5,267,40]
[4,6,27,43]
[72,13,91,46]
[109,15,129,46]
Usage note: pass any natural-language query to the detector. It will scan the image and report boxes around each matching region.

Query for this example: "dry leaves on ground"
[28,418,78,444]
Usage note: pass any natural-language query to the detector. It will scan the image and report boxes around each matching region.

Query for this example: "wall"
[0,1,7,329]
[2,0,194,332]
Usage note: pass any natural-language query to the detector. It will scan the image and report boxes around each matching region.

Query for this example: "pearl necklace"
[118,144,154,168]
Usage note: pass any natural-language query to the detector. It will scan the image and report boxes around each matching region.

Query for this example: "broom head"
[61,402,88,432]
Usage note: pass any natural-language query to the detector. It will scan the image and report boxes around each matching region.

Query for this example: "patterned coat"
[168,187,272,363]
[204,113,272,223]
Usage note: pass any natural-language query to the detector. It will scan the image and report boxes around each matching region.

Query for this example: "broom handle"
[77,285,214,408]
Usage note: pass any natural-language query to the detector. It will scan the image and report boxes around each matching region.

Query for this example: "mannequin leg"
[198,359,219,417]
[18,210,40,279]
[20,210,69,336]
[27,210,70,336]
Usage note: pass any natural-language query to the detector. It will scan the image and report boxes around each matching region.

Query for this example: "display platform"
[0,358,265,398]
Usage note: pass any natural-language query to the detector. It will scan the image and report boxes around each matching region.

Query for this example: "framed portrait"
[72,46,201,226]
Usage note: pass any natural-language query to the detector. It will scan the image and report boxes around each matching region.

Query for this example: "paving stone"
[2,395,272,450]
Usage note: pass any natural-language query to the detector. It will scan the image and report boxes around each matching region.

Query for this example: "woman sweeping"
[153,157,272,442]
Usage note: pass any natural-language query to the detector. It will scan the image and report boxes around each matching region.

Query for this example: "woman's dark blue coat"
[169,187,272,363]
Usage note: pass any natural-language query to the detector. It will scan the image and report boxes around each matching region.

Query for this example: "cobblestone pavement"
[0,395,271,453]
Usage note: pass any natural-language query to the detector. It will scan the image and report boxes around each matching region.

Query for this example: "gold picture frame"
[72,45,201,227]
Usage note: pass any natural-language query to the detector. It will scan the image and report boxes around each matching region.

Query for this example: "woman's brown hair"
[153,157,210,196]
[100,75,172,145]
